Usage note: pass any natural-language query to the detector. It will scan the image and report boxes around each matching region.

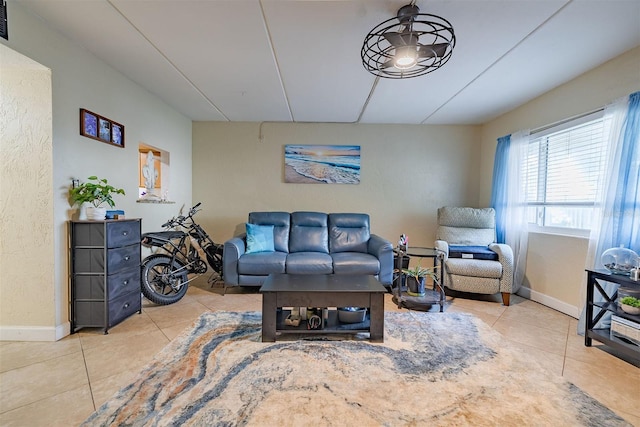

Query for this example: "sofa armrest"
[434,240,449,259]
[368,234,393,285]
[489,243,514,293]
[223,235,246,285]
[367,234,393,285]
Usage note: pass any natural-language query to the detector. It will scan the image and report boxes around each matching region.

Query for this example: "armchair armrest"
[434,240,449,259]
[489,243,513,261]
[368,234,393,285]
[489,243,514,293]
[223,234,246,285]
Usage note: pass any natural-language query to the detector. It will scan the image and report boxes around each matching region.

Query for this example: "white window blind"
[525,111,607,231]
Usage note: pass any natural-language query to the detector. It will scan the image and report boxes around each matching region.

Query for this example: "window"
[525,111,607,233]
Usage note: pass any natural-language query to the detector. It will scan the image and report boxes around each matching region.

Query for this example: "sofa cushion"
[238,251,287,275]
[286,252,333,274]
[249,212,290,253]
[329,213,370,253]
[245,223,274,254]
[289,212,329,253]
[331,252,380,275]
[449,245,498,261]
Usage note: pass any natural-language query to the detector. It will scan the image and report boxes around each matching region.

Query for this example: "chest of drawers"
[70,219,141,333]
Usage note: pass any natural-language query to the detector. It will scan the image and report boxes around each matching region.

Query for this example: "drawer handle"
[123,231,129,236]
[124,303,130,309]
[124,256,130,261]
[123,280,129,286]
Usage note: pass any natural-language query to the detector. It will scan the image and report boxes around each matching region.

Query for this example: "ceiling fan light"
[361,3,455,79]
[394,46,418,69]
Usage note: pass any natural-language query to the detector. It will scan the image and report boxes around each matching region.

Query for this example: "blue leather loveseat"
[222,211,393,287]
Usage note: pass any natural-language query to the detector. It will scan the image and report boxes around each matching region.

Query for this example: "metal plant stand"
[392,246,446,312]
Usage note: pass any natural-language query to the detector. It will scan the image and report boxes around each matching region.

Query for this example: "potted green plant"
[402,264,438,297]
[619,296,640,315]
[70,176,125,220]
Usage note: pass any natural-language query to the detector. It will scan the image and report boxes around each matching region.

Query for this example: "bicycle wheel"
[141,255,189,305]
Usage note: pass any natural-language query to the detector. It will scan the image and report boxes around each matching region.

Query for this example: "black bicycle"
[140,203,223,305]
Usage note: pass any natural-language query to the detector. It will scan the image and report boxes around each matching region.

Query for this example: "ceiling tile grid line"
[258,0,293,122]
[106,0,230,121]
[357,76,381,124]
[418,1,573,124]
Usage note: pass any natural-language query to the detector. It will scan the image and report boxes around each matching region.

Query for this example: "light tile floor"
[1,279,639,426]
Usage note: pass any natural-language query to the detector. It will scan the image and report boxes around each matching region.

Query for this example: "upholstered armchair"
[434,207,515,306]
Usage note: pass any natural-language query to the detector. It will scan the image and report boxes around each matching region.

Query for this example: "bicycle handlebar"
[189,203,201,215]
[161,203,202,229]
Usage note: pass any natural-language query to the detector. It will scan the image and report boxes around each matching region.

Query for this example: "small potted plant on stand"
[70,176,125,220]
[402,264,438,297]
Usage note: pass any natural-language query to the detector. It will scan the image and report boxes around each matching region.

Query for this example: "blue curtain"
[578,91,640,334]
[595,91,640,260]
[611,91,639,251]
[490,135,511,244]
[490,132,530,291]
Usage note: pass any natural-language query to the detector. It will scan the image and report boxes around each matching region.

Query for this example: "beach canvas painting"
[285,145,360,184]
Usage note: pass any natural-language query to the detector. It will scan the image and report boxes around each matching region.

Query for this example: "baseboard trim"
[0,322,71,342]
[517,288,580,319]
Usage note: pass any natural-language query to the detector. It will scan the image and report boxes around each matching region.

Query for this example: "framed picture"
[284,145,361,184]
[80,109,98,138]
[98,118,111,141]
[111,123,124,146]
[79,109,125,148]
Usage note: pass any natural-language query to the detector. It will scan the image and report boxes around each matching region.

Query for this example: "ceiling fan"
[361,2,456,79]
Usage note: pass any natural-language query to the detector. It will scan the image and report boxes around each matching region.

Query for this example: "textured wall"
[0,45,54,334]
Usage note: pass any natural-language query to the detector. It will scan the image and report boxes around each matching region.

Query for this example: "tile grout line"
[560,320,571,377]
[142,307,174,343]
[0,349,91,416]
[79,335,97,412]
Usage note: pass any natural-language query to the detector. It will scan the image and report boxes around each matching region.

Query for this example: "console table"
[584,269,639,361]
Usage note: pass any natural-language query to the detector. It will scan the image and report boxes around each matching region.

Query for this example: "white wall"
[0,2,192,340]
[192,122,480,248]
[479,46,640,317]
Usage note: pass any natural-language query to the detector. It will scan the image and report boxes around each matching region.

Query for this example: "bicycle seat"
[142,230,186,240]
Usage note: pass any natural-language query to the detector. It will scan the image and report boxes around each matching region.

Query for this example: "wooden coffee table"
[259,274,386,342]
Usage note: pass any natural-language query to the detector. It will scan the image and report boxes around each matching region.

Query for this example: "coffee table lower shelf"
[275,309,372,337]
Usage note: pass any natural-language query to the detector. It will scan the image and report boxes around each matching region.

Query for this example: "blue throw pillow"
[245,223,275,254]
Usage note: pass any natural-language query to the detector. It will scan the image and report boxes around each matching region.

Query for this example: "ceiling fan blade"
[384,32,404,46]
[380,59,395,69]
[417,43,449,58]
[384,32,419,47]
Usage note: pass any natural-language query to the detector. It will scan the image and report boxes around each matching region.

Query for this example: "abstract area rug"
[83,311,630,426]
